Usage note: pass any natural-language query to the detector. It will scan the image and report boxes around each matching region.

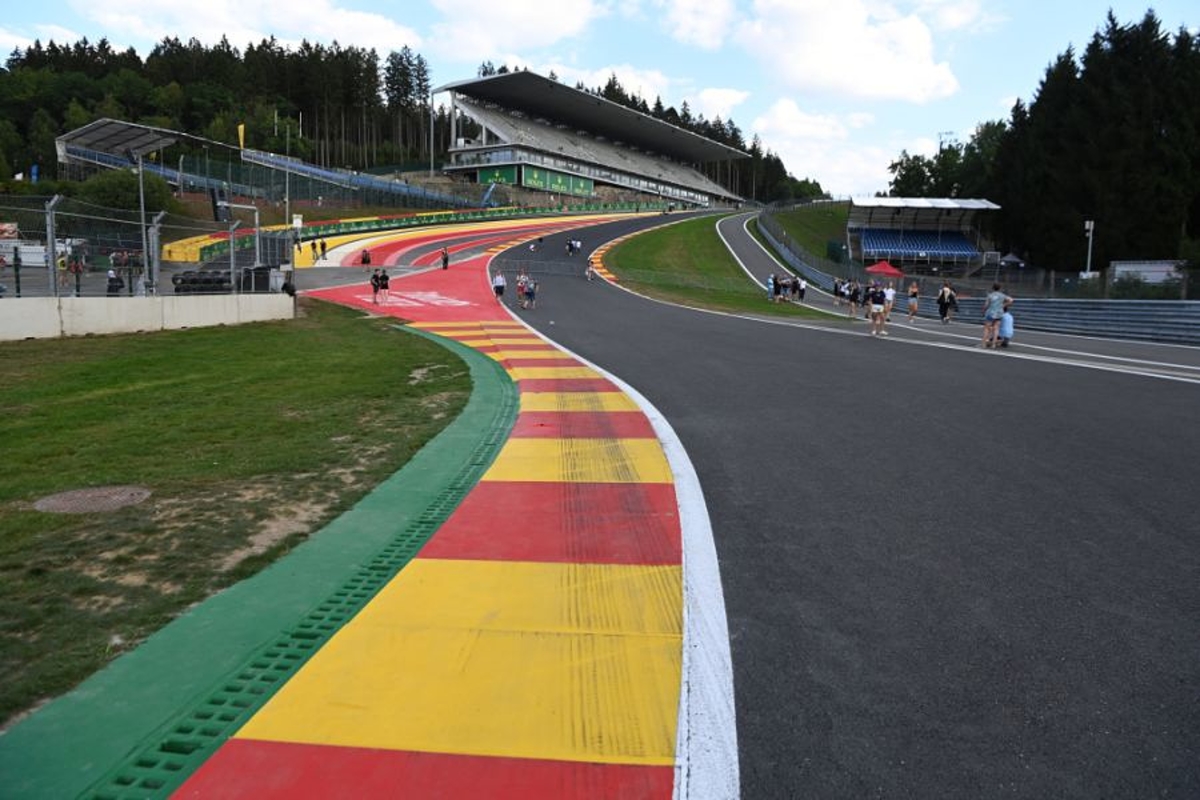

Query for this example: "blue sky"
[1,1,1195,196]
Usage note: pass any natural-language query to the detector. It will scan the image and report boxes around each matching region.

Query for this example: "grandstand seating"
[861,228,979,260]
[455,98,729,204]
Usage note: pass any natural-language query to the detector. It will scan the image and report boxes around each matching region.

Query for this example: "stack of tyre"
[172,269,233,294]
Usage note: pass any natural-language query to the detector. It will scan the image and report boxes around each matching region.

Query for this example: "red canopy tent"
[865,260,904,277]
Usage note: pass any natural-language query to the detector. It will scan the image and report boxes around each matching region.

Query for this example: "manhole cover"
[33,486,152,513]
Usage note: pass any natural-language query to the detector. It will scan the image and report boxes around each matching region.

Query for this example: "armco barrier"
[191,202,667,263]
[758,213,1200,346]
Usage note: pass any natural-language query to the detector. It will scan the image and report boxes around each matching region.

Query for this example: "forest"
[886,10,1200,276]
[0,36,822,207]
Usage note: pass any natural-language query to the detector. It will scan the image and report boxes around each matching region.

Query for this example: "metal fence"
[760,204,1194,301]
[0,196,231,298]
[757,211,1200,345]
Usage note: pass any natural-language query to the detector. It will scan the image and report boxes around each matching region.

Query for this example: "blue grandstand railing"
[758,210,1200,345]
[64,145,476,209]
[241,150,474,209]
[65,145,257,197]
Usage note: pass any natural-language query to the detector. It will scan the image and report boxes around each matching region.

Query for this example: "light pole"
[1082,219,1095,279]
[284,120,291,227]
[135,152,150,294]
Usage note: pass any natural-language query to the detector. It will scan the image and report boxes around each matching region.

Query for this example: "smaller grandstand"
[435,72,747,208]
[848,197,999,275]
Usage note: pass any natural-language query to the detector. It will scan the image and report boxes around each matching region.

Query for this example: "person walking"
[379,269,390,303]
[319,239,328,260]
[797,276,807,303]
[936,280,955,324]
[492,270,507,302]
[867,282,889,336]
[369,269,381,304]
[981,282,1013,348]
[440,247,449,270]
[906,281,920,322]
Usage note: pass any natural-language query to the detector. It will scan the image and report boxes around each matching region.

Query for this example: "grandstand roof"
[56,118,184,159]
[848,197,1000,230]
[435,72,749,164]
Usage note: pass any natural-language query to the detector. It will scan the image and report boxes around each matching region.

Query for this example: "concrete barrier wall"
[0,295,295,341]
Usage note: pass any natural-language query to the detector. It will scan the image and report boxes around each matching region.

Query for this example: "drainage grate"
[82,333,519,799]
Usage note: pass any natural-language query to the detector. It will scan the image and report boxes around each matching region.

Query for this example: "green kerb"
[0,328,518,800]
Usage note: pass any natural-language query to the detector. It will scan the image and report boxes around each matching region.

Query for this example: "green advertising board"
[548,171,571,194]
[569,175,594,196]
[479,165,517,185]
[521,165,547,190]
[522,165,593,196]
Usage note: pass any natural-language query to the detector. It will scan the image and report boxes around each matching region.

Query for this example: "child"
[998,308,1015,348]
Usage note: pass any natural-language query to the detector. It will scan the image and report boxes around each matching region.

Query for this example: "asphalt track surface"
[495,213,1200,798]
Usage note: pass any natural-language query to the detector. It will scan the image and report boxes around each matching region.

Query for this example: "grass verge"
[772,202,850,255]
[606,214,828,318]
[0,297,470,727]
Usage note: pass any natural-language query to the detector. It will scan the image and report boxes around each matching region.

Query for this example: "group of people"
[490,270,539,309]
[515,269,539,309]
[766,273,807,303]
[829,275,1015,346]
[564,238,584,256]
[982,282,1015,349]
[834,278,895,321]
[368,268,390,303]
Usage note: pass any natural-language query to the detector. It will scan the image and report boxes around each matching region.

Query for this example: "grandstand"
[55,118,478,211]
[435,72,747,208]
[847,197,1000,275]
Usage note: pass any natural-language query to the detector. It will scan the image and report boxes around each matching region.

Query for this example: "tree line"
[0,35,440,181]
[0,35,823,207]
[886,10,1200,276]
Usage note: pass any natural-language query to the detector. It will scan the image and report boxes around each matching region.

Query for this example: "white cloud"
[752,98,894,196]
[542,62,673,106]
[689,87,749,121]
[913,0,1006,32]
[656,0,736,50]
[429,0,603,60]
[736,0,959,103]
[754,98,848,141]
[72,0,421,54]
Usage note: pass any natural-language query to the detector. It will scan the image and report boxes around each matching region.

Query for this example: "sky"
[1,1,1195,197]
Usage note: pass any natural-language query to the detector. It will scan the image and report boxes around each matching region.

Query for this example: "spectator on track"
[907,282,920,322]
[868,282,889,336]
[369,269,381,304]
[847,280,862,319]
[981,282,1013,349]
[379,269,390,303]
[492,270,507,302]
[937,280,956,324]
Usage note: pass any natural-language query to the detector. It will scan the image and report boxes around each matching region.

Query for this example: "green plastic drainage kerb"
[0,328,518,800]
